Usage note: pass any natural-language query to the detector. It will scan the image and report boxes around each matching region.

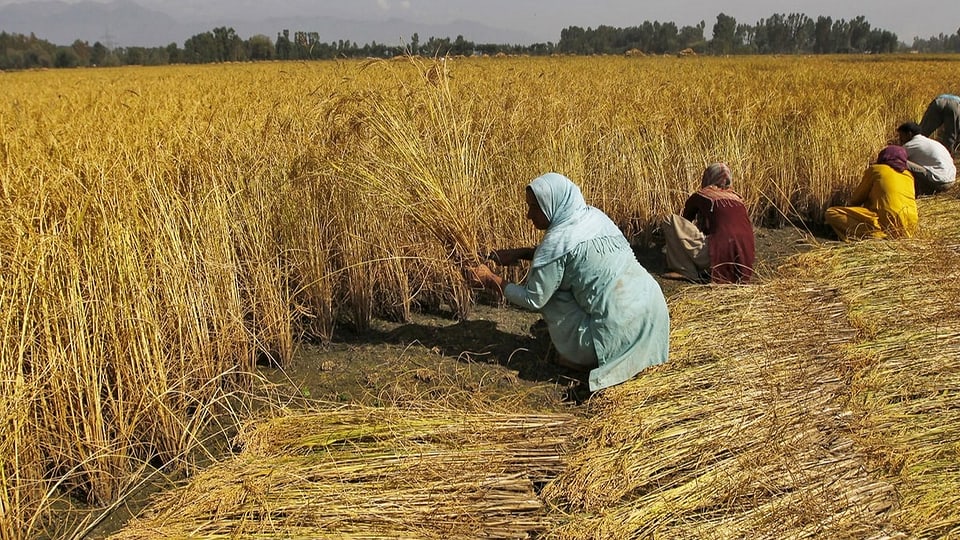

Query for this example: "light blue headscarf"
[529,173,625,268]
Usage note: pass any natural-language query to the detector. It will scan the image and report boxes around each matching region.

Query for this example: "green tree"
[559,26,586,54]
[866,29,899,53]
[735,23,754,51]
[654,22,679,53]
[787,13,814,52]
[123,46,147,65]
[849,16,871,51]
[54,47,79,67]
[451,34,473,55]
[424,36,453,56]
[831,19,851,52]
[183,31,217,62]
[70,39,91,65]
[678,20,706,51]
[276,30,292,60]
[247,34,274,60]
[166,42,180,63]
[711,13,738,54]
[212,27,244,61]
[814,16,833,53]
[90,41,109,65]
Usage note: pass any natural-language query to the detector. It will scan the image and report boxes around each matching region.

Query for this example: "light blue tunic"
[504,234,670,391]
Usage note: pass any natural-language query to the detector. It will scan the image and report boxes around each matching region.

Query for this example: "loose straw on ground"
[110,406,579,539]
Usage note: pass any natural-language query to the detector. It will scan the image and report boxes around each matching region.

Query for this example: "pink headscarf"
[876,145,908,173]
[701,163,733,188]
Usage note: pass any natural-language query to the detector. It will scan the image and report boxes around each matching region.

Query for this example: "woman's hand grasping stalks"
[463,263,506,296]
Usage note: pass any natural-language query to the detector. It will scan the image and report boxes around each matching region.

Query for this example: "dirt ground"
[266,222,828,408]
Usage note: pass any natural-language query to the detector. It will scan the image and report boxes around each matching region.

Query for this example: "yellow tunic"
[825,164,918,240]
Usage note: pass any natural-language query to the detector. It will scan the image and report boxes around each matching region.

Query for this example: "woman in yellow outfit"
[825,145,918,240]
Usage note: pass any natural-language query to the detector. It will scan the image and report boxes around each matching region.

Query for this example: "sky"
[163,0,957,42]
[1,0,959,44]
[347,0,960,42]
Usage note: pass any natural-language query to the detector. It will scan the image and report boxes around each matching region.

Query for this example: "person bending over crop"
[464,172,669,392]
[661,163,756,284]
[919,94,960,157]
[896,121,956,196]
[824,145,918,241]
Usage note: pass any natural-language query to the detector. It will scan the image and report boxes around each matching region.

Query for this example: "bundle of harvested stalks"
[110,405,579,539]
[110,196,960,539]
[778,197,960,538]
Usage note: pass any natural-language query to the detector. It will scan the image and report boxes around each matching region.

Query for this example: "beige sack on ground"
[663,213,709,281]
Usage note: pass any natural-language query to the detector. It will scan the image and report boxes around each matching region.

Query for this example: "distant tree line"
[1,13,959,71]
[560,14,901,55]
[559,20,707,55]
[0,27,541,70]
[711,13,902,54]
[912,30,960,53]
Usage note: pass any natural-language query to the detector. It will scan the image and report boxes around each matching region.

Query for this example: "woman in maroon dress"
[662,163,756,284]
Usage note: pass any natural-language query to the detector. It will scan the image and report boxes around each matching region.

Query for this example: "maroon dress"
[682,187,756,284]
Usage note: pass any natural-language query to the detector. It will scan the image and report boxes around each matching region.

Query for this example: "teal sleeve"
[503,259,563,311]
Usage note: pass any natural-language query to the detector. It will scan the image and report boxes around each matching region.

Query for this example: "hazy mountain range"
[0,0,540,47]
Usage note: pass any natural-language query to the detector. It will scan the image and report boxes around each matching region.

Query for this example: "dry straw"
[110,405,579,539]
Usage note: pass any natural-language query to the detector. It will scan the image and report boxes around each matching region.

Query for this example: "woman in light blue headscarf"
[467,172,670,392]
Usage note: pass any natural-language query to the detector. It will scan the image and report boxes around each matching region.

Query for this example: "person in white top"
[897,121,957,196]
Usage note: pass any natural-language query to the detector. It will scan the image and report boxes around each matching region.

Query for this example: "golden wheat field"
[2,55,960,539]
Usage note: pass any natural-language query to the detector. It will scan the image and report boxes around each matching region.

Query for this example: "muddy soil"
[266,222,828,408]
